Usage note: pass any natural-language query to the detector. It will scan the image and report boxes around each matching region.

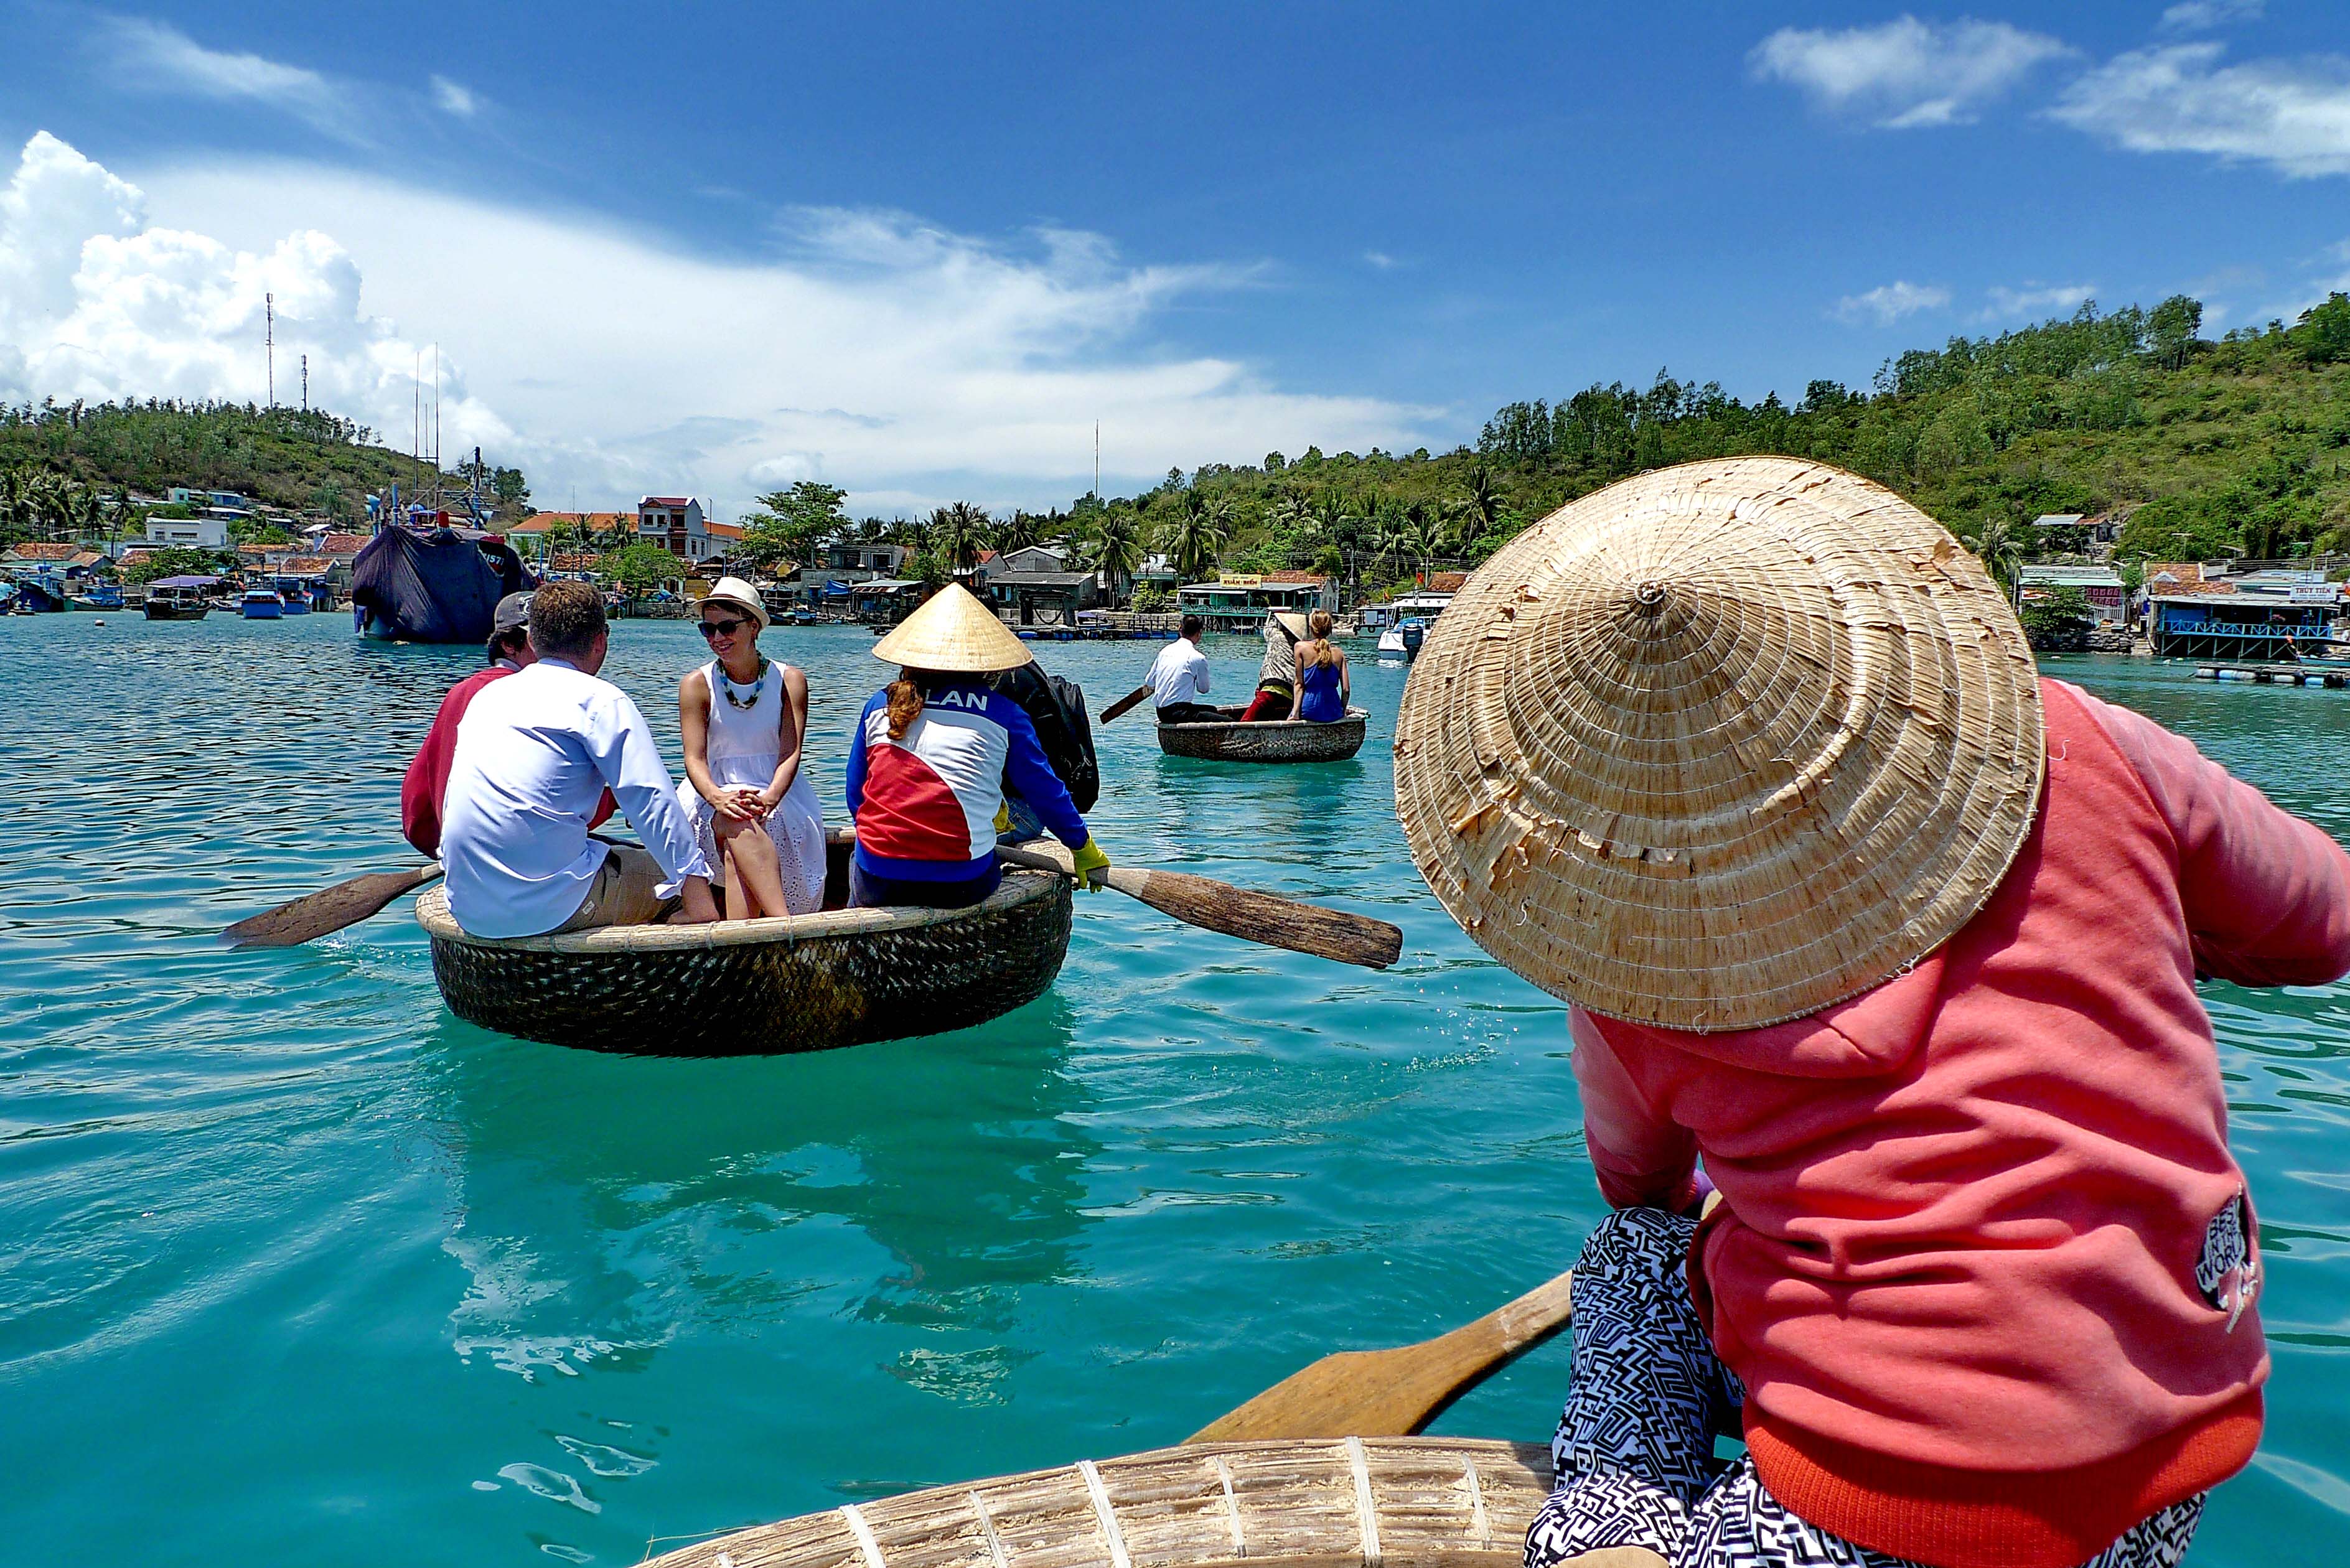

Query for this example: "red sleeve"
[401,670,503,859]
[1571,1006,1699,1213]
[2071,682,2350,987]
[591,788,617,830]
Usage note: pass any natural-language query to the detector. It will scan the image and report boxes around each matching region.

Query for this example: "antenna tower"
[264,292,274,407]
[301,355,308,413]
[1093,421,1100,505]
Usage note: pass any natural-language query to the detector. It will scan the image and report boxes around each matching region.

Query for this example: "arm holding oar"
[995,840,1402,969]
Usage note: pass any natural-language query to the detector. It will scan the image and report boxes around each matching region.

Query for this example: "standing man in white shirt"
[440,581,722,938]
[1148,614,1219,726]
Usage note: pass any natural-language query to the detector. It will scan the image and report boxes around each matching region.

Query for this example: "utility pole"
[264,292,274,407]
[301,355,308,413]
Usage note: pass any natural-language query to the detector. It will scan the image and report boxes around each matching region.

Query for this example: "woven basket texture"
[418,864,1071,1055]
[1159,709,1369,764]
[1393,456,2044,1032]
[873,582,1034,672]
[647,1436,1553,1568]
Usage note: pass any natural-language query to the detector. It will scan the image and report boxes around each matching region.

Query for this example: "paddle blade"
[1189,1269,1573,1443]
[1116,867,1403,970]
[1098,684,1154,724]
[222,866,442,948]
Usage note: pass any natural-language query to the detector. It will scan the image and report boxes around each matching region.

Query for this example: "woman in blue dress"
[1288,609,1351,722]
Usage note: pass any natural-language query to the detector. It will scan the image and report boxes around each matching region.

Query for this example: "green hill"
[1064,291,2350,590]
[0,398,531,543]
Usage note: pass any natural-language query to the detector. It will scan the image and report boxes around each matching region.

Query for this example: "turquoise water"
[2,615,2345,1566]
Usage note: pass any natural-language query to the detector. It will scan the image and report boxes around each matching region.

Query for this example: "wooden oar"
[1187,1267,1574,1442]
[1098,683,1154,724]
[221,864,444,948]
[995,841,1403,970]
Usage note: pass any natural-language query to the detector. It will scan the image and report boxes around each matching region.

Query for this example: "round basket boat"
[647,1435,1553,1568]
[416,834,1072,1055]
[1158,707,1370,764]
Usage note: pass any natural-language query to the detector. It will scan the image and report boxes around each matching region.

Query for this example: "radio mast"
[264,292,274,407]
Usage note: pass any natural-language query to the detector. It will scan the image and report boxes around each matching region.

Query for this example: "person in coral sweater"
[1392,459,2350,1568]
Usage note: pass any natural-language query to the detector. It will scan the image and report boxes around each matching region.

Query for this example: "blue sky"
[1,2,2346,518]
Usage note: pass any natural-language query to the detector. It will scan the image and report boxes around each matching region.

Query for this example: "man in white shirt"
[440,581,721,938]
[1149,614,1219,725]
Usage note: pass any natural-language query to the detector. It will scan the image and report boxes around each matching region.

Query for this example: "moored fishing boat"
[1158,706,1369,763]
[68,581,124,611]
[240,588,286,619]
[350,516,531,643]
[414,832,1074,1053]
[141,581,213,620]
[646,1436,1553,1568]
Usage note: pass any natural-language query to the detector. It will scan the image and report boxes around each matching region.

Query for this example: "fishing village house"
[789,539,912,610]
[1177,571,1339,633]
[2016,564,2128,625]
[636,496,740,566]
[2143,562,2341,659]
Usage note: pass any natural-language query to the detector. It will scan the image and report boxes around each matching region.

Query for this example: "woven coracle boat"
[648,1435,1553,1568]
[1158,708,1369,764]
[415,833,1072,1055]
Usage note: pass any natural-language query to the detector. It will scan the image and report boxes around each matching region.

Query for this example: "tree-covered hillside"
[0,397,530,534]
[1029,291,2350,592]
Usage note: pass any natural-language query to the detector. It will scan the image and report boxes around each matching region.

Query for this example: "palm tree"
[1160,490,1229,582]
[1265,490,1312,534]
[33,474,73,543]
[1970,516,2028,600]
[995,508,1042,553]
[1086,510,1145,603]
[929,501,991,574]
[0,466,32,546]
[1448,465,1503,558]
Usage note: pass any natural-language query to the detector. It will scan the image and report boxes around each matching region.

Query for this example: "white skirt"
[679,769,828,915]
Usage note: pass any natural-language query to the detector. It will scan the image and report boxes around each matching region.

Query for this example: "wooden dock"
[2192,661,2350,688]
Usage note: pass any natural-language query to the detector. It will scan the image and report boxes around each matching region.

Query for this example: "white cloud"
[1363,251,1398,269]
[430,76,480,118]
[2160,1,2264,34]
[1833,281,1950,326]
[0,133,513,459]
[1749,15,2073,128]
[95,17,362,145]
[2051,43,2350,177]
[2,134,1431,519]
[1978,282,2098,321]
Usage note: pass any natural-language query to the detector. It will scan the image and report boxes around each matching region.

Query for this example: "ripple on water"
[3,627,2346,1568]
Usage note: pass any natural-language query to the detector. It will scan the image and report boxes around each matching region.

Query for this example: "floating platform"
[2192,662,2350,687]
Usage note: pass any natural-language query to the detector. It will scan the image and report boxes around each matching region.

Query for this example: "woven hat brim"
[699,576,768,630]
[1393,457,2044,1032]
[871,583,1034,672]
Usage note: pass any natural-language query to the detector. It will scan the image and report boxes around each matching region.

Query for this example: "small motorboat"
[142,583,213,620]
[271,577,314,615]
[414,831,1073,1054]
[69,582,126,612]
[1158,706,1370,763]
[240,588,286,619]
[646,1435,1553,1568]
[1376,618,1427,658]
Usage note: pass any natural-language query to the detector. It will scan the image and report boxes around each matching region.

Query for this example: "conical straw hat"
[1393,457,2044,1032]
[871,582,1033,672]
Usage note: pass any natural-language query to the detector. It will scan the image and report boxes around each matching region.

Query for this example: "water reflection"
[413,996,1100,1384]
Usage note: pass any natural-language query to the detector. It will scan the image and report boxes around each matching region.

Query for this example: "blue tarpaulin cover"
[350,527,531,643]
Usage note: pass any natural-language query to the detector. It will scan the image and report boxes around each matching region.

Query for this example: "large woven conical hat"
[1393,457,2043,1032]
[871,582,1032,672]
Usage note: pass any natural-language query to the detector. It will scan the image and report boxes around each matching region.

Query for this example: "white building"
[141,515,230,549]
[637,496,731,564]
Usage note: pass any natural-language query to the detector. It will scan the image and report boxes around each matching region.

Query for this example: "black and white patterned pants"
[1524,1208,2206,1568]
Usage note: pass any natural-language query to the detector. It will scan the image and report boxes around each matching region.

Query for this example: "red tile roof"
[318,532,369,554]
[1262,569,1331,586]
[644,496,693,508]
[1421,571,1468,592]
[550,553,601,572]
[278,556,333,575]
[5,542,81,561]
[705,520,742,539]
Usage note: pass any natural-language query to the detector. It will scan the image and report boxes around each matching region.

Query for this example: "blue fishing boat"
[7,572,70,613]
[350,489,531,643]
[270,575,314,614]
[240,588,286,619]
[69,581,125,612]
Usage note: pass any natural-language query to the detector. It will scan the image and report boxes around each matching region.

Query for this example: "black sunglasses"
[698,617,751,639]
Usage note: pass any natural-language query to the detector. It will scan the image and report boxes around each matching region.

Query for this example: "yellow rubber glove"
[993,801,1013,834]
[1070,836,1111,891]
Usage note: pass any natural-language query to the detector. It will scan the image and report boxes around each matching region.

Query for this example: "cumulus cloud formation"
[1749,15,2072,128]
[96,17,362,145]
[0,132,512,463]
[2053,44,2350,178]
[5,134,1425,515]
[430,76,480,118]
[1833,281,1950,325]
[2159,1,2264,34]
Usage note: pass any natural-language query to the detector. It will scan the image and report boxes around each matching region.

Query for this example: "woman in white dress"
[677,578,828,917]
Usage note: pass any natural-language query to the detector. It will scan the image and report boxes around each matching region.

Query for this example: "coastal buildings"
[2016,564,2127,624]
[1177,571,1337,633]
[2147,562,2341,658]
